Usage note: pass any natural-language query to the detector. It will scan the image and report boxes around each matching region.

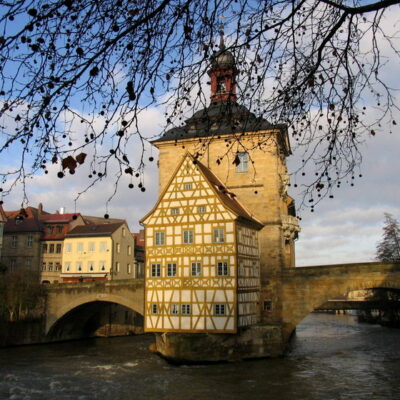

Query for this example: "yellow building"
[40,211,86,283]
[151,43,300,326]
[61,222,135,282]
[141,154,263,333]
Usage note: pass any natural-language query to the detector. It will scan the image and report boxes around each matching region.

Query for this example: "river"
[0,313,399,400]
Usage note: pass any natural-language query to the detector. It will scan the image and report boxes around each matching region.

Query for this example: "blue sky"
[1,1,400,266]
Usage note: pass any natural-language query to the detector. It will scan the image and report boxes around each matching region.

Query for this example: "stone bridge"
[45,279,144,336]
[44,263,400,347]
[281,262,400,340]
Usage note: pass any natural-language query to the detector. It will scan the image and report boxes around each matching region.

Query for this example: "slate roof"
[66,222,124,237]
[152,101,288,154]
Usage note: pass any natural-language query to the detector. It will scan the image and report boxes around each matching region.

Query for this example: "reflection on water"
[0,314,399,400]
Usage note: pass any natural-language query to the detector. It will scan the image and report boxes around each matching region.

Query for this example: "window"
[25,258,32,267]
[26,235,33,248]
[49,243,55,253]
[151,263,161,277]
[116,243,121,253]
[100,261,106,271]
[191,262,201,277]
[167,263,177,277]
[127,245,132,256]
[127,264,132,274]
[197,206,206,213]
[11,236,17,248]
[181,304,191,315]
[77,242,84,253]
[122,227,126,237]
[47,226,54,234]
[171,304,179,315]
[64,262,71,272]
[57,225,63,233]
[77,262,82,272]
[171,208,179,215]
[183,230,194,244]
[263,301,272,311]
[100,241,107,252]
[213,228,225,243]
[48,262,53,271]
[55,262,61,271]
[183,183,192,190]
[152,304,158,314]
[214,304,226,315]
[56,243,62,253]
[217,262,229,276]
[236,152,249,173]
[42,262,46,271]
[88,242,95,253]
[10,259,16,271]
[88,261,94,272]
[42,243,48,253]
[115,262,120,273]
[217,76,226,93]
[65,243,72,253]
[155,232,165,246]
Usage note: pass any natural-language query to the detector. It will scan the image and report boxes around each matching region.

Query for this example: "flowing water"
[0,313,399,400]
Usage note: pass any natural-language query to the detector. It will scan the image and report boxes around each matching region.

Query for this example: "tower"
[144,37,300,361]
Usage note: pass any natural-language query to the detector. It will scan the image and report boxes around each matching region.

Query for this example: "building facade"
[151,45,300,325]
[40,211,86,283]
[141,154,263,333]
[61,222,135,282]
[1,207,43,273]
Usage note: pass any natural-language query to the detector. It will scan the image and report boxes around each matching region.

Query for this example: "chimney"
[59,207,65,214]
[38,203,43,216]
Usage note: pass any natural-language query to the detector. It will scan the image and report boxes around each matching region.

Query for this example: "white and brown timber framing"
[140,154,263,333]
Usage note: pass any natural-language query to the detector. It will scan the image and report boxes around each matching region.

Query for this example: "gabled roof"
[3,207,42,233]
[66,222,124,237]
[141,153,264,230]
[41,213,80,223]
[83,215,125,225]
[195,158,263,230]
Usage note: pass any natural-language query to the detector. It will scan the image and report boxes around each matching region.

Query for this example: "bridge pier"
[153,324,285,363]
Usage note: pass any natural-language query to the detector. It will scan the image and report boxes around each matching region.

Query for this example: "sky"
[1,3,400,267]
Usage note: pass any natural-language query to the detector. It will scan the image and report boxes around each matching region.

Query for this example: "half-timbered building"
[141,153,263,333]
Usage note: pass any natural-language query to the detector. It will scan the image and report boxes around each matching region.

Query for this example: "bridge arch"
[281,262,400,340]
[45,280,144,337]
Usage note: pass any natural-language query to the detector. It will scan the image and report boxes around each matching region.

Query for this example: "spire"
[219,23,225,50]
